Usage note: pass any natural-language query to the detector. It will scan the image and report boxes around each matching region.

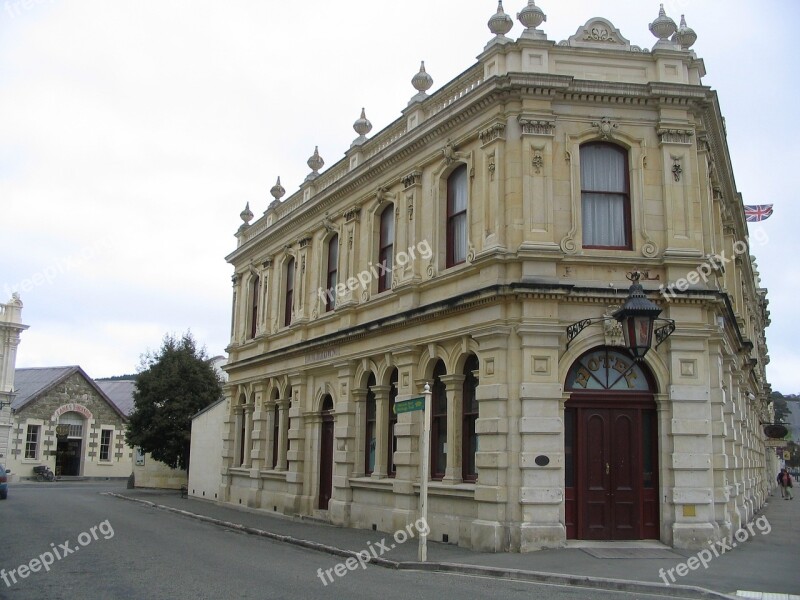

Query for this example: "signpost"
[394,387,431,562]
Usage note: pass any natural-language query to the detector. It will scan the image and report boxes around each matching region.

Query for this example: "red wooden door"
[579,408,641,540]
[319,413,334,510]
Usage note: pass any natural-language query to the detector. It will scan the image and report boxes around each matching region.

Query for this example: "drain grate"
[581,548,681,559]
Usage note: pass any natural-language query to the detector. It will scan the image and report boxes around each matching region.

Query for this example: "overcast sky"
[1,1,797,392]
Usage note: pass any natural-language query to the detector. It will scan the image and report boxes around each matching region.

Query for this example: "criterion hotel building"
[221,2,773,551]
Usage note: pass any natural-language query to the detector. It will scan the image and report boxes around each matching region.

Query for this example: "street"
[0,482,689,600]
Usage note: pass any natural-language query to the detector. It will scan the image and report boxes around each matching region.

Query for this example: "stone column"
[470,328,512,552]
[263,401,276,469]
[350,388,368,478]
[243,404,254,469]
[330,362,357,525]
[389,347,422,532]
[440,374,465,483]
[371,385,391,479]
[285,377,307,513]
[276,398,290,471]
[250,382,268,471]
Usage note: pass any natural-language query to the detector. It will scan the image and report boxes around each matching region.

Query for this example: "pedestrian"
[778,468,794,500]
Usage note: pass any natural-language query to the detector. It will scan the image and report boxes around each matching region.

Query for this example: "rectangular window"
[580,143,631,249]
[100,429,112,461]
[284,258,295,327]
[378,207,394,293]
[447,165,468,267]
[326,236,338,312]
[249,276,260,338]
[25,424,40,459]
[365,393,376,475]
[272,404,280,469]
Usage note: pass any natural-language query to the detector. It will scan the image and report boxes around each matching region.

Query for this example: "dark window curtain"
[431,361,448,479]
[461,355,479,482]
[388,369,398,477]
[447,165,468,266]
[379,206,394,292]
[284,258,294,326]
[326,235,338,312]
[365,374,377,475]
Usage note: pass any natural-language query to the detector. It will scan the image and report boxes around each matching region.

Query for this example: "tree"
[126,332,223,470]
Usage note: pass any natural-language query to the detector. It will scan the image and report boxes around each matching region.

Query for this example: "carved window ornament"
[442,140,467,166]
[488,153,496,180]
[657,128,694,145]
[592,117,618,140]
[671,154,683,182]
[532,148,544,174]
[343,205,361,222]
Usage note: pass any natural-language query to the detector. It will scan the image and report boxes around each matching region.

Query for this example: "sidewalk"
[108,487,800,599]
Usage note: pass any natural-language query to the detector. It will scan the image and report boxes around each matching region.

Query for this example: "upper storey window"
[378,206,394,293]
[249,275,260,339]
[284,258,295,327]
[446,165,468,267]
[325,235,338,312]
[580,143,631,249]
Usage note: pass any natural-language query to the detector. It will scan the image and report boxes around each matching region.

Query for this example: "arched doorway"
[56,412,85,476]
[318,395,334,510]
[564,347,659,540]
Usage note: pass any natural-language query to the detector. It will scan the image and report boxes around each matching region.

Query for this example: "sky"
[1,1,798,392]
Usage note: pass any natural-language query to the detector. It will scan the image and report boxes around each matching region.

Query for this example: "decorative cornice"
[518,117,555,136]
[401,170,422,189]
[658,128,694,144]
[478,122,506,145]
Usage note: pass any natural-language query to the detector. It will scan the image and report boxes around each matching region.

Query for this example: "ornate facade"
[222,3,773,551]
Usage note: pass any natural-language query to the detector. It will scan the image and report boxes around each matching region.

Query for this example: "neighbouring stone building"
[7,367,133,479]
[221,3,773,552]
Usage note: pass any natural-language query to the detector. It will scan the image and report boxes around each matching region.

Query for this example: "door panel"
[318,416,334,510]
[584,412,610,539]
[610,410,637,539]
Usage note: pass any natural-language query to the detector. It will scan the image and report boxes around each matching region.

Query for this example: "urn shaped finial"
[517,0,546,29]
[270,176,285,202]
[412,61,433,94]
[488,1,513,37]
[674,14,697,50]
[352,107,373,147]
[240,202,254,227]
[649,4,677,46]
[306,147,324,181]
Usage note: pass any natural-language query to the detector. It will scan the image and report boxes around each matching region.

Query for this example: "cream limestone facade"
[221,4,773,552]
[0,294,28,464]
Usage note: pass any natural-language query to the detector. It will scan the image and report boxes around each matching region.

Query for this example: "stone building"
[6,367,132,479]
[221,3,773,552]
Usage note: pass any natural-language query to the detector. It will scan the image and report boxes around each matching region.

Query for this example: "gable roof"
[12,366,128,419]
[95,379,136,417]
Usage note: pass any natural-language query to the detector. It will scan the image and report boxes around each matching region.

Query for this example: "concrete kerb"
[105,493,735,600]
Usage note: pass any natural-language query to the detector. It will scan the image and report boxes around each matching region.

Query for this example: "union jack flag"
[744,204,774,222]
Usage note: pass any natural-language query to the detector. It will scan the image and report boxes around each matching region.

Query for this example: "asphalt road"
[0,482,689,600]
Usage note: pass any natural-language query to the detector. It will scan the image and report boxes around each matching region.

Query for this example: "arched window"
[461,355,479,482]
[431,361,447,480]
[325,235,338,312]
[446,165,468,267]
[284,258,295,327]
[388,368,398,477]
[249,275,260,338]
[378,205,394,292]
[580,142,631,249]
[365,374,377,475]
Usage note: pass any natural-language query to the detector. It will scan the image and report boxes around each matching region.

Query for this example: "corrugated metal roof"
[95,380,136,417]
[11,366,79,410]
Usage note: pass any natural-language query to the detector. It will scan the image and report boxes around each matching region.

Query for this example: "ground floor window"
[99,429,113,461]
[24,424,40,459]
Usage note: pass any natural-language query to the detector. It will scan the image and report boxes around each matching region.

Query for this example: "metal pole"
[418,382,431,562]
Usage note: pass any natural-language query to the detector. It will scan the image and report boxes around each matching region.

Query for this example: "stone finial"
[674,14,697,50]
[517,0,547,39]
[351,107,372,147]
[270,176,285,202]
[239,202,254,228]
[649,4,677,48]
[306,146,324,181]
[488,1,513,37]
[412,61,433,94]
